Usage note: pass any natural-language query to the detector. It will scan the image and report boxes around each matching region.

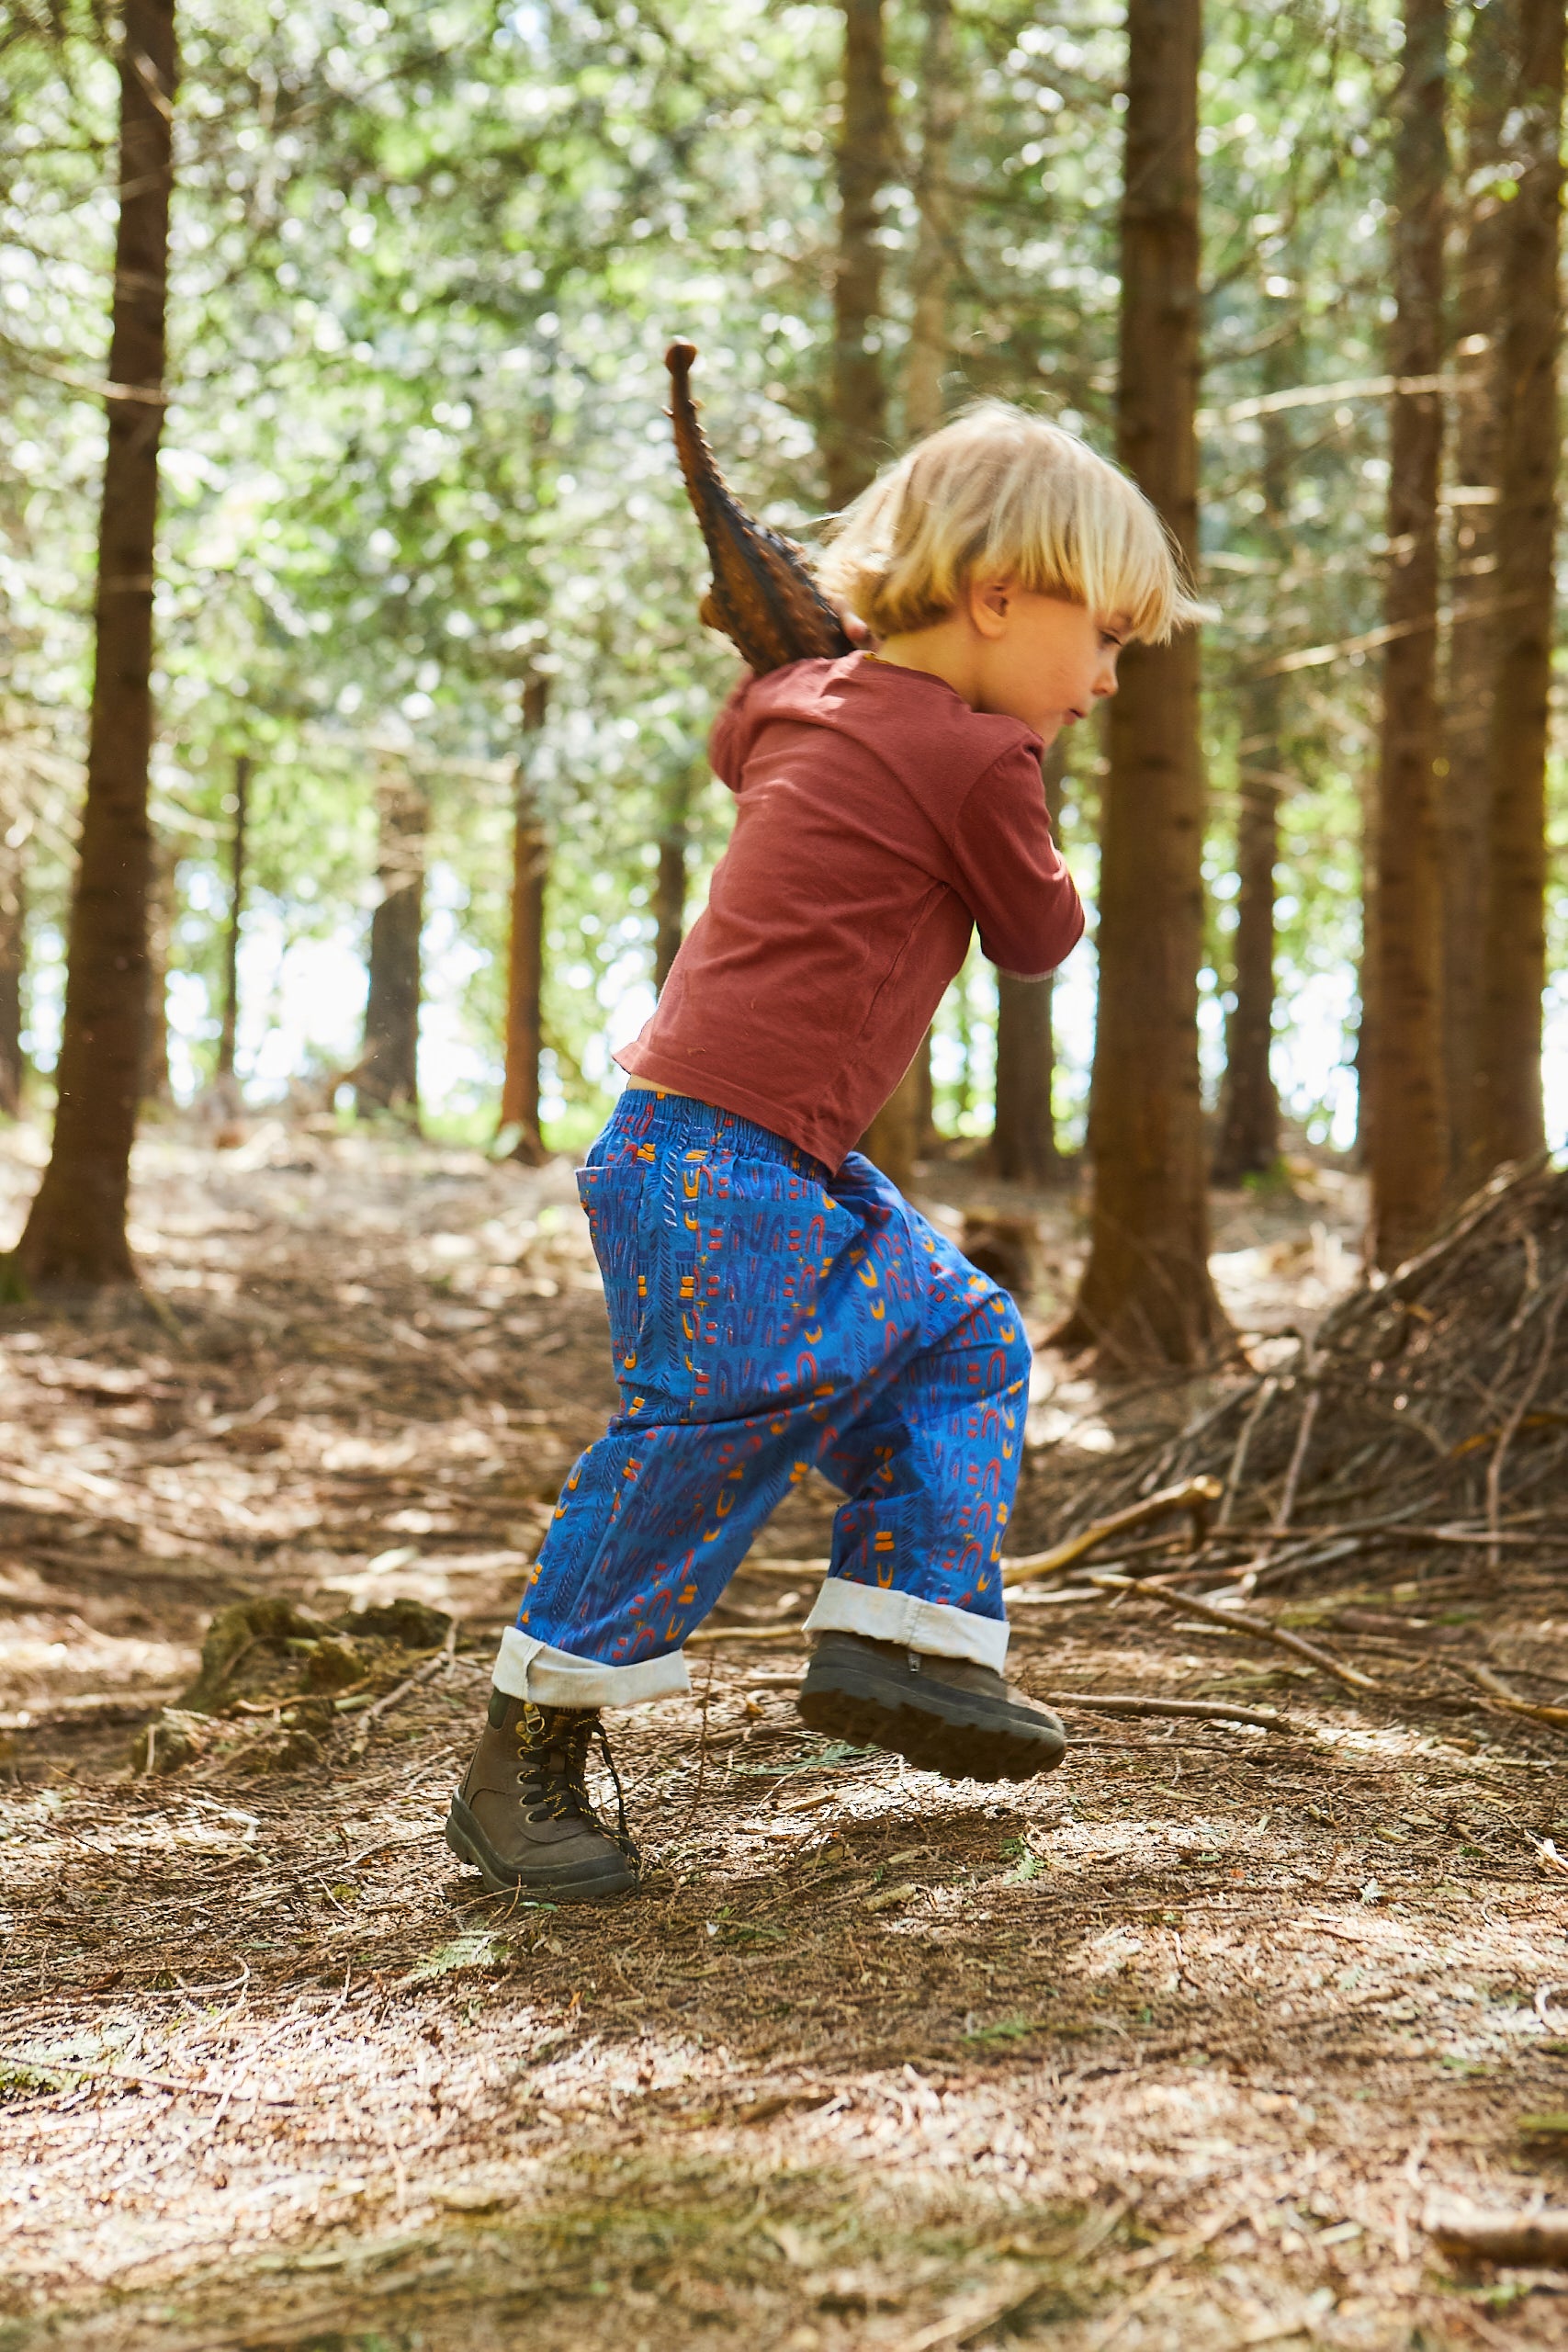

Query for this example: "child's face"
[971,584,1125,745]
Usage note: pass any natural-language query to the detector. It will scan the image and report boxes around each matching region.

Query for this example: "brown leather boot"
[446,1690,639,1901]
[798,1632,1066,1781]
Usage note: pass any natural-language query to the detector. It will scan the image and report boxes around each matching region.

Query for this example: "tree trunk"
[1057,0,1226,1368]
[833,0,904,1183]
[653,763,694,996]
[861,1063,922,1190]
[1440,0,1509,1192]
[0,808,25,1120]
[15,0,176,1289]
[501,675,549,1163]
[992,978,1055,1185]
[992,746,1066,1186]
[141,830,174,1105]
[896,0,959,1157]
[905,0,958,444]
[1367,0,1449,1272]
[356,762,425,1125]
[1213,376,1290,1187]
[1212,756,1280,1185]
[217,752,251,1083]
[824,0,892,511]
[1475,0,1563,1171]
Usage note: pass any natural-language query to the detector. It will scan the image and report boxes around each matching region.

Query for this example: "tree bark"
[15,0,175,1288]
[216,752,251,1083]
[992,747,1066,1186]
[0,806,25,1120]
[1475,0,1563,1172]
[894,0,959,1159]
[1212,755,1280,1184]
[824,0,892,511]
[1367,0,1449,1272]
[653,763,694,997]
[1213,389,1290,1185]
[905,0,958,444]
[141,830,174,1105]
[833,0,905,1185]
[356,761,425,1125]
[1057,0,1226,1368]
[1440,0,1509,1192]
[501,674,549,1163]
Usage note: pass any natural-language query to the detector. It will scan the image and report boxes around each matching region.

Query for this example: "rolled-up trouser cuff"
[803,1580,1010,1672]
[492,1626,691,1711]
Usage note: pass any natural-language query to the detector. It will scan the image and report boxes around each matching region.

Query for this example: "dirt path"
[1,1125,1565,2349]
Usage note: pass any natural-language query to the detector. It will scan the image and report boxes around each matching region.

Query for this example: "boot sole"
[797,1661,1065,1783]
[444,1796,638,1902]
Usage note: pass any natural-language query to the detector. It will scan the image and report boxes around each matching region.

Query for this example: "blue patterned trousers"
[492,1088,1028,1711]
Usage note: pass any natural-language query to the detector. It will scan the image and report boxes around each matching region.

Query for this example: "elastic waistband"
[590,1087,827,1177]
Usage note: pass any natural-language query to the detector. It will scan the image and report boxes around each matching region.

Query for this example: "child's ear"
[969,578,1010,639]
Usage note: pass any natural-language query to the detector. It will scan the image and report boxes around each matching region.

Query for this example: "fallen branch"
[1049,1693,1293,1733]
[728,1481,1223,1598]
[686,1624,807,1647]
[1461,1662,1568,1728]
[1427,2207,1568,2266]
[1089,1574,1382,1692]
[1000,1478,1224,1590]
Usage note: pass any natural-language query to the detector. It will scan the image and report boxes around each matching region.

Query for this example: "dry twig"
[1049,1693,1292,1732]
[1461,1661,1568,1728]
[1089,1573,1381,1691]
[1428,2208,1568,2266]
[1000,1478,1223,1589]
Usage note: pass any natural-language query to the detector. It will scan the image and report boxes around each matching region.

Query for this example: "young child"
[447,402,1203,1900]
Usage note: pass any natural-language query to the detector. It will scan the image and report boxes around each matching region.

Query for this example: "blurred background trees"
[0,0,1562,1357]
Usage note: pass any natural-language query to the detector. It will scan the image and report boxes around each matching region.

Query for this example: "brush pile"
[1032,1158,1568,1589]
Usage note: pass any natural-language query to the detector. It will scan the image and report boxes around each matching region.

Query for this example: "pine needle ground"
[1,1125,1565,2350]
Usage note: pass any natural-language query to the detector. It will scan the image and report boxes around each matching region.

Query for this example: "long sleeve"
[949,745,1086,978]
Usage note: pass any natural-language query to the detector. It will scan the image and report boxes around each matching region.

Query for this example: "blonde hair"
[817,401,1208,644]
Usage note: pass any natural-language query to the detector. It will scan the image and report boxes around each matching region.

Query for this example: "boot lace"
[517,1704,637,1865]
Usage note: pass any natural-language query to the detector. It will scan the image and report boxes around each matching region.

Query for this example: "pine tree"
[1367,0,1450,1270]
[1059,0,1227,1365]
[14,0,176,1288]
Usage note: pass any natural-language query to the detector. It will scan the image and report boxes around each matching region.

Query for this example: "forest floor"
[2,1120,1567,2351]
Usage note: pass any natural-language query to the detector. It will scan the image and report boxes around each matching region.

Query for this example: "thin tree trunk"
[216,752,251,1083]
[1058,0,1227,1368]
[501,675,549,1163]
[1213,373,1290,1186]
[905,0,957,444]
[992,746,1066,1186]
[1441,1,1510,1192]
[833,0,906,1185]
[897,0,959,1157]
[1368,0,1449,1272]
[141,830,174,1105]
[653,763,694,996]
[15,0,175,1288]
[1476,0,1564,1171]
[356,761,425,1125]
[0,808,25,1120]
[824,0,892,512]
[1212,755,1280,1184]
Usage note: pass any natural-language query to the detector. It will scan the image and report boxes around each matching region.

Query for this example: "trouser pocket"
[577,1164,651,1382]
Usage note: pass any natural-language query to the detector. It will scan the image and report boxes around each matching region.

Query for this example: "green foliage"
[1,0,1560,1148]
